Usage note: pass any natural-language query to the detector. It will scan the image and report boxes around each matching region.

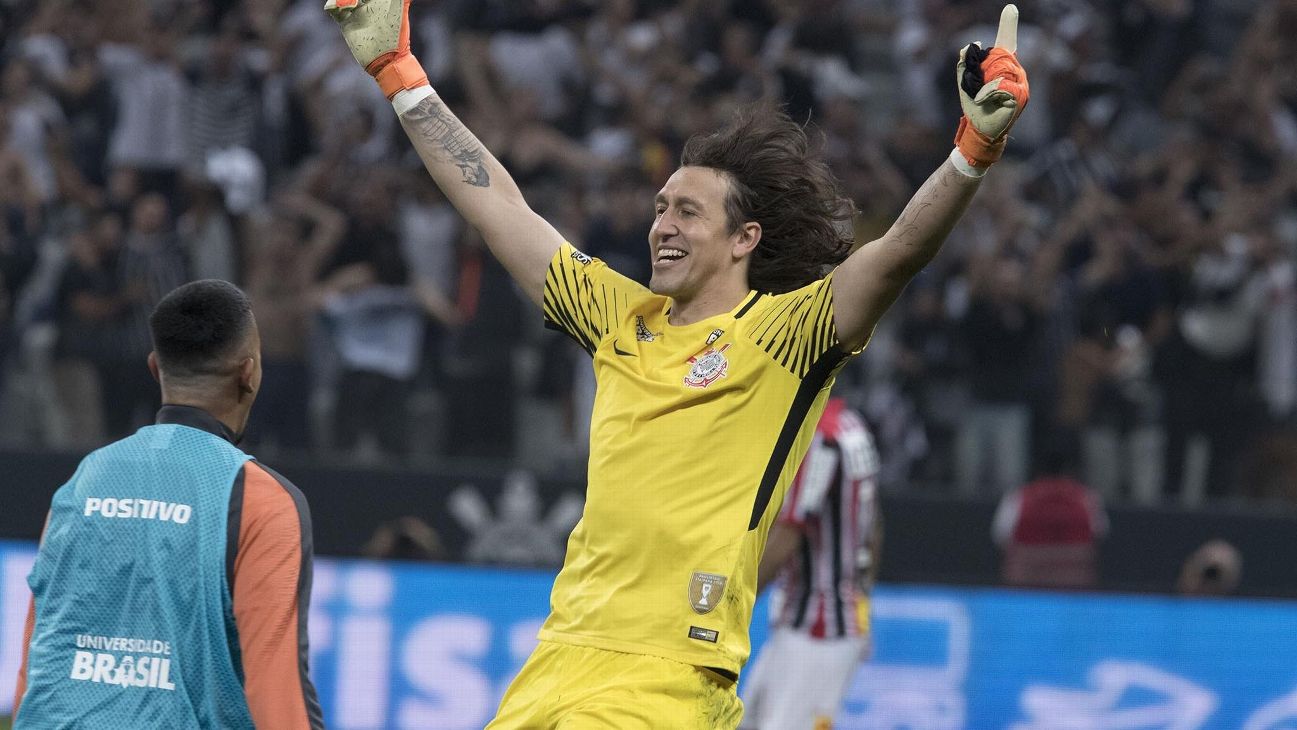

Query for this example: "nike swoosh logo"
[613,340,634,357]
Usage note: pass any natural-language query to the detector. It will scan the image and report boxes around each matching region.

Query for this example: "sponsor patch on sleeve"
[688,626,719,643]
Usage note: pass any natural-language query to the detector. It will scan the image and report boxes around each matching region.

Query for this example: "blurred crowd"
[0,0,1292,507]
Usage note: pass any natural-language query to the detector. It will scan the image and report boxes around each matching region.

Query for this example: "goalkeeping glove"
[954,4,1030,170]
[325,0,428,99]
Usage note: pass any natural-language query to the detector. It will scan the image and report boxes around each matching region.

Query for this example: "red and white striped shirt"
[771,398,881,639]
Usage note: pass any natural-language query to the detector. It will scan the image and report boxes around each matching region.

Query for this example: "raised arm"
[832,5,1029,350]
[326,0,563,306]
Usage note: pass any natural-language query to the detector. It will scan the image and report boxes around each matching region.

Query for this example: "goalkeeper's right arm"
[327,0,562,307]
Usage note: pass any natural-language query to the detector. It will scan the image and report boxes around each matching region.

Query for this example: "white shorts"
[740,627,869,729]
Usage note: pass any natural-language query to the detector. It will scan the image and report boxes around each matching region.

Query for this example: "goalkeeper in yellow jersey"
[328,2,1028,727]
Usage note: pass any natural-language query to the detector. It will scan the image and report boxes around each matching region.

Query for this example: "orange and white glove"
[325,0,428,100]
[953,4,1030,176]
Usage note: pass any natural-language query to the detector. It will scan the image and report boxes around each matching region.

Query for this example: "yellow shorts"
[486,640,744,729]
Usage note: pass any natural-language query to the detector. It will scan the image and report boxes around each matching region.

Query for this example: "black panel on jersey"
[747,345,849,530]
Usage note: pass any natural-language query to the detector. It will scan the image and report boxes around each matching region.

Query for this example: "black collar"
[155,405,240,445]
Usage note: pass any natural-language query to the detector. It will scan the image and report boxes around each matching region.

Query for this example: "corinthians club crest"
[689,572,728,614]
[684,344,731,388]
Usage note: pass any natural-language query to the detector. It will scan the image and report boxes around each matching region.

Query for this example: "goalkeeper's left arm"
[830,4,1030,352]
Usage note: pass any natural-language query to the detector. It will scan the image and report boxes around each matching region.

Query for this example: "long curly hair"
[680,105,855,294]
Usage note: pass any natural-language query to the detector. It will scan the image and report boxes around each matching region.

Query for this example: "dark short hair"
[149,280,254,378]
[680,105,855,294]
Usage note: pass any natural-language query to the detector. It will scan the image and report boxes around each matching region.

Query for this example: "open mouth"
[655,248,688,265]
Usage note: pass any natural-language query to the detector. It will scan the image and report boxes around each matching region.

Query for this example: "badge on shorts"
[688,572,728,614]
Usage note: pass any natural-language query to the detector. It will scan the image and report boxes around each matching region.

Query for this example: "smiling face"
[648,166,758,307]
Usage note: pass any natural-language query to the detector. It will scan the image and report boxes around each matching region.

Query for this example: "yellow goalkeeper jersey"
[538,243,856,675]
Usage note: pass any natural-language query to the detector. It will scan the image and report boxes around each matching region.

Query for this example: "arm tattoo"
[893,199,931,245]
[894,164,963,246]
[405,97,491,188]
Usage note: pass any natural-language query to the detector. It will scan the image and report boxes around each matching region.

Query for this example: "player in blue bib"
[14,280,323,729]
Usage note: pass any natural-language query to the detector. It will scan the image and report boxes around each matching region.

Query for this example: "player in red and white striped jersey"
[741,397,882,729]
